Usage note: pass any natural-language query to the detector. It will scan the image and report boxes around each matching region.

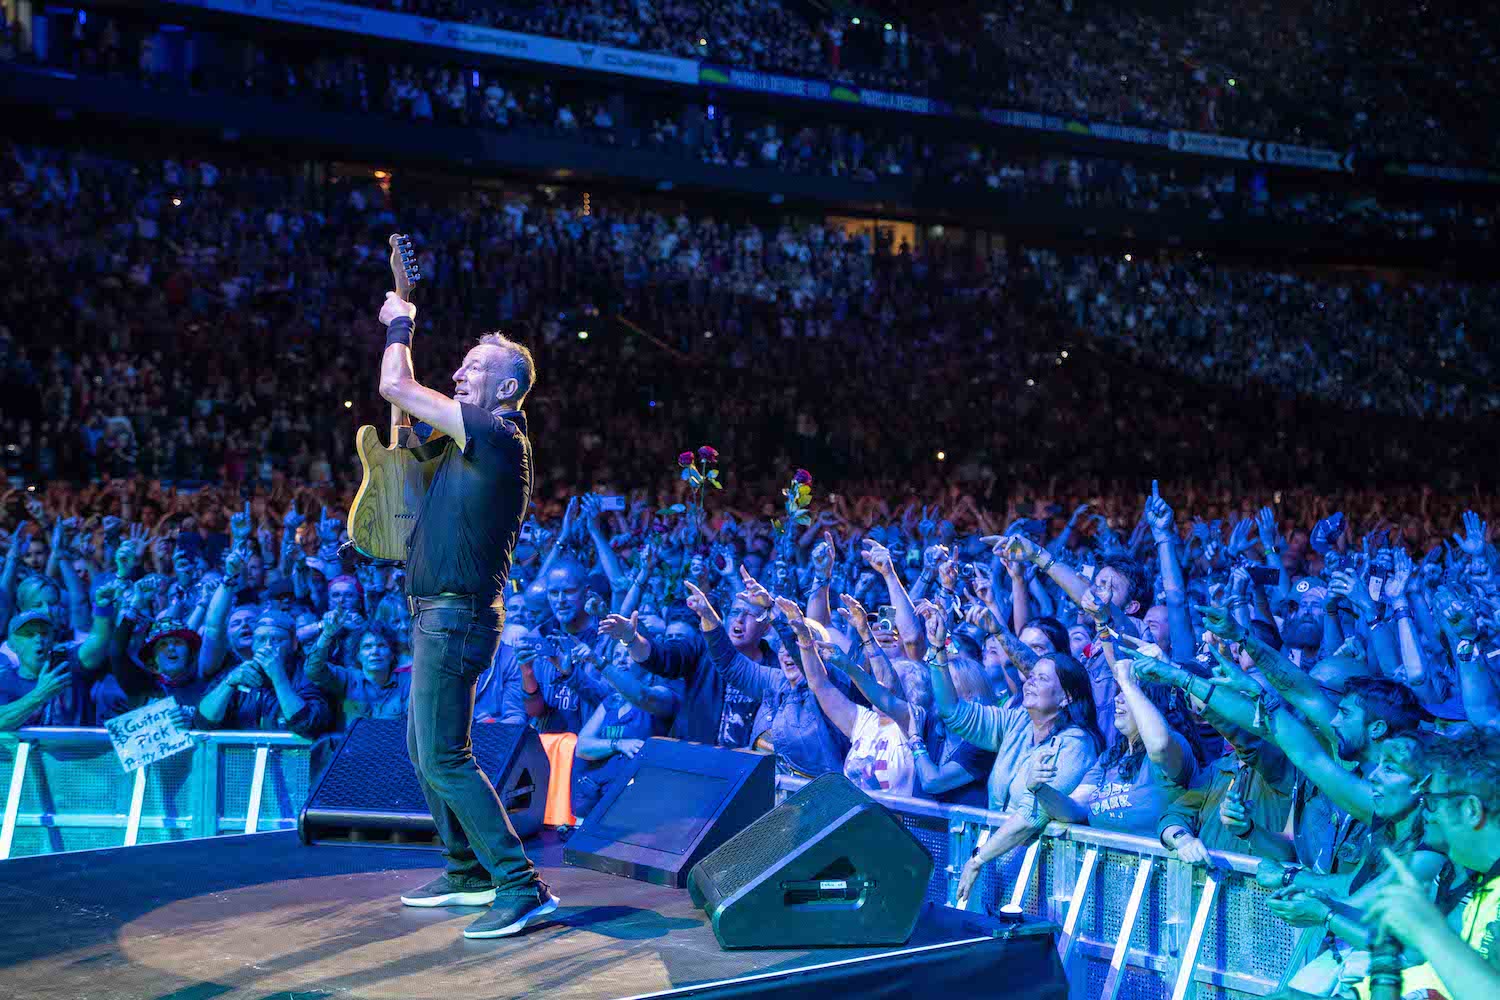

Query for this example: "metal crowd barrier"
[0,727,313,860]
[775,775,1315,1000]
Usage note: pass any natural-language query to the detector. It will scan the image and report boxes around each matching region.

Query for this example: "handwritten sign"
[105,697,193,772]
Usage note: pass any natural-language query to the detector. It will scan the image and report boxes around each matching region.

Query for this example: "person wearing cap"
[0,581,116,730]
[94,608,205,726]
[1277,574,1338,667]
[192,608,333,736]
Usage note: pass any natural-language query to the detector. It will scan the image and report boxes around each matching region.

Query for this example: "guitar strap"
[408,438,447,463]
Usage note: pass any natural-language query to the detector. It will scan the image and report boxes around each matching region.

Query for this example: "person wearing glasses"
[1363,727,1500,1000]
[598,566,775,749]
[1131,637,1452,998]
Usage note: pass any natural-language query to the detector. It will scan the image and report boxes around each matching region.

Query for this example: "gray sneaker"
[400,874,497,908]
[462,882,559,939]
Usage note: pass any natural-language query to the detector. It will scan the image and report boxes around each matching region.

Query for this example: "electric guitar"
[347,234,443,561]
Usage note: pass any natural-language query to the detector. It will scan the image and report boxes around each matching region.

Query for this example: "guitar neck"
[386,232,421,447]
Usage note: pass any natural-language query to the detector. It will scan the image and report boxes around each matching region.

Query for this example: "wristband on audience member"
[1281,865,1303,889]
[911,744,929,759]
[385,315,414,347]
[1036,553,1056,574]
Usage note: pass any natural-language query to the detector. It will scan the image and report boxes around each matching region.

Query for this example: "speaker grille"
[311,719,525,810]
[692,772,871,903]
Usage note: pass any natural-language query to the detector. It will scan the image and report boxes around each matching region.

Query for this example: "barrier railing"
[0,727,313,860]
[775,775,1315,1000]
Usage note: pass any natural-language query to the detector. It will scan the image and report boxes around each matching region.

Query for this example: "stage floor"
[0,830,1049,1000]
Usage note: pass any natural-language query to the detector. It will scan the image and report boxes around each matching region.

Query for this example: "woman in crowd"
[1023,642,1198,835]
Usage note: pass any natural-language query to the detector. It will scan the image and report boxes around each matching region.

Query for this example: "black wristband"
[386,315,414,348]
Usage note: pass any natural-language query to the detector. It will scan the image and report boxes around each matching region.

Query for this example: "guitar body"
[348,424,444,561]
[347,232,433,562]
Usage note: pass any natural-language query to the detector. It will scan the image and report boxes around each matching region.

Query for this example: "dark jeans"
[407,602,538,896]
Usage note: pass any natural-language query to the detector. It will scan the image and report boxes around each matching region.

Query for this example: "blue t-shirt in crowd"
[1081,729,1197,835]
[0,649,91,727]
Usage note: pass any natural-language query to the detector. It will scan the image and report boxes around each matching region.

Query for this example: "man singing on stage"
[377,289,558,939]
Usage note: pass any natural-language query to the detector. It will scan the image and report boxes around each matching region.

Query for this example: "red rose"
[793,469,813,485]
[677,451,695,468]
[697,445,719,464]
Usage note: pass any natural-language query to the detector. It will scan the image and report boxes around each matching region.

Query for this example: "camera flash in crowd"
[344,400,353,409]
[936,451,946,461]
[171,198,182,207]
[577,330,589,340]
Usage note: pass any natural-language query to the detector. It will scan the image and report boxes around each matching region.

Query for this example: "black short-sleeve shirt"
[405,404,531,603]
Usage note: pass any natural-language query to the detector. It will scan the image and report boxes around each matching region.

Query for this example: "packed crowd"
[3,144,1498,511]
[22,7,1500,249]
[328,0,1500,164]
[5,463,1500,995]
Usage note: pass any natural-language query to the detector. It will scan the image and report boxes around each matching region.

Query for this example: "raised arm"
[303,611,353,698]
[580,495,625,591]
[591,610,696,723]
[818,640,912,733]
[861,539,928,662]
[1144,483,1196,661]
[1200,604,1341,743]
[0,521,27,627]
[1105,640,1186,776]
[804,531,837,628]
[377,300,469,451]
[778,597,860,738]
[1434,588,1500,729]
[1131,644,1374,823]
[74,594,116,675]
[197,549,243,680]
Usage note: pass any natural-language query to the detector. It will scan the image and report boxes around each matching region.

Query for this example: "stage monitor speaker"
[686,772,934,949]
[563,737,776,888]
[299,718,549,846]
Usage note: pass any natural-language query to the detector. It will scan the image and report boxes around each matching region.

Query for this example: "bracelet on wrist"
[1036,553,1056,574]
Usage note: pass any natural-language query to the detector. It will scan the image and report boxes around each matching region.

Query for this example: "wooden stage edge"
[0,830,1063,1000]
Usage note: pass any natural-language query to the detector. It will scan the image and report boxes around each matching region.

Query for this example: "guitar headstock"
[388,233,421,299]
